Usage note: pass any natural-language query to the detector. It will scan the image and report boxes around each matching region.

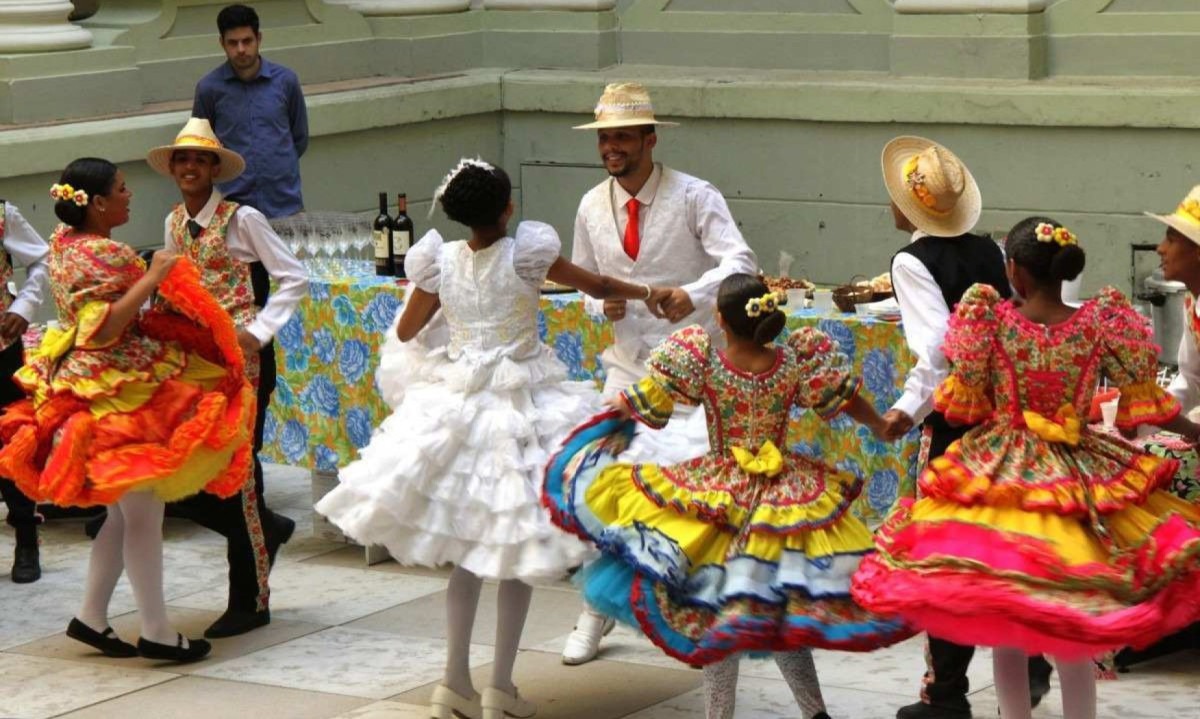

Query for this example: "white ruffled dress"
[315,222,594,580]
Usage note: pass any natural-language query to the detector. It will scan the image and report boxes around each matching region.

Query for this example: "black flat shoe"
[66,618,138,657]
[137,633,211,663]
[204,607,270,638]
[11,545,40,584]
[896,700,971,719]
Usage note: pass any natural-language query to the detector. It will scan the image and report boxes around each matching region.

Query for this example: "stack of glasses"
[270,212,376,279]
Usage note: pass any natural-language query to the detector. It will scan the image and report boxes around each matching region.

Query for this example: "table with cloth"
[258,274,921,528]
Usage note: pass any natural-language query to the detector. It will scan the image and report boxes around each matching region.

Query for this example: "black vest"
[892,232,1011,437]
[893,233,1011,310]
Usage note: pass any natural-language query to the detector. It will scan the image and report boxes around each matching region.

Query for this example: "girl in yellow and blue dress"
[544,273,912,719]
[852,217,1200,719]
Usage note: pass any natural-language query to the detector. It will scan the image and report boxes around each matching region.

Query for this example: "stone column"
[340,0,468,14]
[891,0,1047,79]
[483,0,615,9]
[0,0,91,52]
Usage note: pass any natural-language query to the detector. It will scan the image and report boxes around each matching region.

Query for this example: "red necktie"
[623,198,641,260]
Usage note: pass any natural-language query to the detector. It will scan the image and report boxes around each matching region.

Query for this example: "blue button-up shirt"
[193,58,308,219]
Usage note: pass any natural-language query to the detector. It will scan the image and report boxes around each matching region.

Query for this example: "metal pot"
[1138,270,1188,364]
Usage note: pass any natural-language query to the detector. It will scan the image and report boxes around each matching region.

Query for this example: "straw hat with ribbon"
[1145,185,1200,246]
[882,136,981,238]
[146,117,246,183]
[573,82,680,130]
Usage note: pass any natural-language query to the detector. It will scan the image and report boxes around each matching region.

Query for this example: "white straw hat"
[573,82,679,130]
[882,136,981,238]
[1145,185,1200,246]
[146,117,246,183]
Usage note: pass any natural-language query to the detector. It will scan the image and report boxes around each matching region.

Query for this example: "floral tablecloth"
[259,279,918,526]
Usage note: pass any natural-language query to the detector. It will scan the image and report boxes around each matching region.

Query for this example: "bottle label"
[393,230,412,255]
[374,229,390,260]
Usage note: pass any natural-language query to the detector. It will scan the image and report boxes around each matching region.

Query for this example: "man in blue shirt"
[193,4,308,219]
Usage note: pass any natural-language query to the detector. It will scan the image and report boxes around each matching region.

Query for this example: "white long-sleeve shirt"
[1,202,50,322]
[889,231,951,424]
[1168,301,1200,411]
[571,164,757,380]
[163,191,307,345]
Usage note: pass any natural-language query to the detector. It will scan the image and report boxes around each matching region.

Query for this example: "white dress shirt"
[163,191,307,344]
[890,230,952,424]
[1168,300,1200,411]
[572,164,758,392]
[1,202,50,322]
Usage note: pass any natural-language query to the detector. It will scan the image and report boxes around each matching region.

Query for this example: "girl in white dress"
[315,159,670,719]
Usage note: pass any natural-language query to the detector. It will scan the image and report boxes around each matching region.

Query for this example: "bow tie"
[186,220,203,239]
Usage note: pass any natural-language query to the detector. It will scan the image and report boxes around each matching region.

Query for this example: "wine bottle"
[393,193,414,280]
[373,191,394,276]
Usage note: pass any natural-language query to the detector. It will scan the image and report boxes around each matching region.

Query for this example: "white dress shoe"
[561,609,616,665]
[430,684,481,719]
[481,686,536,719]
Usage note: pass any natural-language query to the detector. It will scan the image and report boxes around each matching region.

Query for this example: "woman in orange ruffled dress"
[852,217,1200,719]
[0,158,255,663]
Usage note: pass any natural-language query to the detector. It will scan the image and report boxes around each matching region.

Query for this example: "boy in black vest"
[876,137,1053,719]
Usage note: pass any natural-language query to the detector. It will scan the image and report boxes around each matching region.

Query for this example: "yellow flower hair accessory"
[744,290,786,318]
[1034,222,1077,247]
[50,183,88,207]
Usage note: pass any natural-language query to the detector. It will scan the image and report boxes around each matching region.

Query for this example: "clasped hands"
[605,287,695,324]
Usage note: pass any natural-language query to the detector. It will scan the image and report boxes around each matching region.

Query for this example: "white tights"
[994,647,1095,719]
[77,492,179,645]
[443,565,533,698]
[703,651,827,719]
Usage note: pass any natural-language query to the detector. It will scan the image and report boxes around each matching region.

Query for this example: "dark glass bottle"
[392,193,414,280]
[373,191,394,276]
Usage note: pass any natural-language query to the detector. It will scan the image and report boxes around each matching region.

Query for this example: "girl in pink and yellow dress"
[852,217,1200,719]
[0,158,255,663]
[544,273,912,719]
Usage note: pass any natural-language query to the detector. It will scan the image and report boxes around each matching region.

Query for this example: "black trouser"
[0,340,37,544]
[170,342,278,612]
[922,420,1054,704]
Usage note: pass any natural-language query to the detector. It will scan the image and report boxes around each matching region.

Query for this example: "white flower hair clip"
[744,290,786,318]
[50,183,88,207]
[429,157,495,218]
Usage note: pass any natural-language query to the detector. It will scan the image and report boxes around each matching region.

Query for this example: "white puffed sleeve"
[512,221,563,286]
[404,229,446,294]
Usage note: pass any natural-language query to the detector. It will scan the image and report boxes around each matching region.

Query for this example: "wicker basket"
[871,290,895,303]
[832,277,873,313]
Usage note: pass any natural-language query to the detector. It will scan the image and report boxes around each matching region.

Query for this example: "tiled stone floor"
[0,464,1196,718]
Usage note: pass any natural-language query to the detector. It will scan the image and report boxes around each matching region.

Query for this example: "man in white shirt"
[563,82,758,665]
[0,201,50,583]
[146,118,307,638]
[1150,185,1200,412]
[878,136,1052,719]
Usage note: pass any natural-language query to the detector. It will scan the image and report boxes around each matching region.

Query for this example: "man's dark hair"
[217,4,259,36]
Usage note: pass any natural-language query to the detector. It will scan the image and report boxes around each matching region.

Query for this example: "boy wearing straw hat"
[144,117,308,638]
[878,136,1053,719]
[0,200,50,584]
[563,82,757,665]
[1151,186,1200,411]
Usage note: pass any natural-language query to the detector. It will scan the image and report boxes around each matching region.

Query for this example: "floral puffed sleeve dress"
[853,284,1200,660]
[544,325,913,666]
[0,227,255,507]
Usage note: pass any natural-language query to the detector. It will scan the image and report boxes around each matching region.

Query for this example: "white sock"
[492,578,533,694]
[993,647,1033,719]
[1056,657,1097,719]
[703,655,740,719]
[445,565,483,698]
[117,492,176,645]
[775,649,827,718]
[77,503,126,632]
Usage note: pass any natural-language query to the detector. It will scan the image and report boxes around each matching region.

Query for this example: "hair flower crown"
[745,290,786,318]
[430,157,495,217]
[1034,222,1077,248]
[50,183,88,207]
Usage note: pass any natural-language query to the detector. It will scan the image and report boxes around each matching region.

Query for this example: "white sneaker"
[561,610,616,665]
